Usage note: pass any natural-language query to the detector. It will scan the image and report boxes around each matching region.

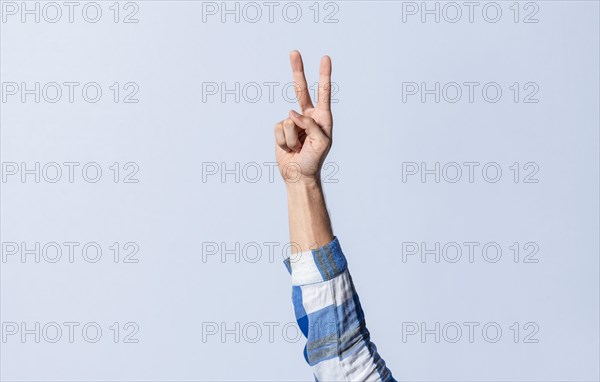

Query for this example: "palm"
[275,126,323,179]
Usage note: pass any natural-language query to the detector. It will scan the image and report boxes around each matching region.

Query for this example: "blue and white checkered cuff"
[283,237,348,286]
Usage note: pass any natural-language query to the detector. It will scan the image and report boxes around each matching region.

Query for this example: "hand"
[274,51,333,185]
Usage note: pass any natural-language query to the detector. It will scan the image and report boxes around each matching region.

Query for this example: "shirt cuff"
[283,237,348,286]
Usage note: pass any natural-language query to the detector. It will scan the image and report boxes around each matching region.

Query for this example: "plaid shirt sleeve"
[283,237,396,382]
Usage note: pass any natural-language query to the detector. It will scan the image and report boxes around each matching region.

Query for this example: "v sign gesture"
[274,51,333,184]
[275,52,396,381]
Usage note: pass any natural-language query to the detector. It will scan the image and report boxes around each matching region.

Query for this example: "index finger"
[317,55,332,111]
[289,50,314,112]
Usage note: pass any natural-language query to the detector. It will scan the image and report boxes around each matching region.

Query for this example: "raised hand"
[274,51,333,184]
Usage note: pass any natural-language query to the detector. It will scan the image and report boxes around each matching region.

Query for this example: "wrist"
[285,175,322,193]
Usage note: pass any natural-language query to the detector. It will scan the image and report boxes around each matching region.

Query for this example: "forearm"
[286,178,334,253]
[283,201,396,381]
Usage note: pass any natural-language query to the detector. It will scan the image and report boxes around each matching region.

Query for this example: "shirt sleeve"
[283,237,396,382]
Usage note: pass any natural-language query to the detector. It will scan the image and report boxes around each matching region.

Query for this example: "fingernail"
[290,110,300,118]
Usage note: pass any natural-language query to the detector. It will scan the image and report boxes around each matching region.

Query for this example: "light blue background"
[1,1,599,381]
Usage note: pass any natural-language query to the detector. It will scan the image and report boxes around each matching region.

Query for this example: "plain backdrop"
[1,1,599,381]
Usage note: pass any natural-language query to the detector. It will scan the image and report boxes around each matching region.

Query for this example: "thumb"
[289,110,328,141]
